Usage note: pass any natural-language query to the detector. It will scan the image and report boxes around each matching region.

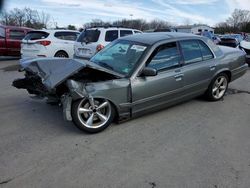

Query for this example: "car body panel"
[0,25,32,56]
[13,33,248,123]
[19,58,123,90]
[21,30,80,58]
[131,67,183,116]
[74,27,142,59]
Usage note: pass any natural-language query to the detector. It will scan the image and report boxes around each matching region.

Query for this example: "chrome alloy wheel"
[212,75,228,99]
[77,98,112,129]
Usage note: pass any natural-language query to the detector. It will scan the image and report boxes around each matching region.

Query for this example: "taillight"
[96,44,104,52]
[37,40,51,46]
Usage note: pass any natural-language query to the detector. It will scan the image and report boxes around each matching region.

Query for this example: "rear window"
[77,29,100,43]
[198,41,214,60]
[54,31,79,41]
[179,40,203,64]
[0,27,5,38]
[120,30,133,37]
[9,30,25,40]
[105,30,118,42]
[24,31,49,40]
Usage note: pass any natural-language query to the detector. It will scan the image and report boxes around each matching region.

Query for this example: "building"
[174,25,214,34]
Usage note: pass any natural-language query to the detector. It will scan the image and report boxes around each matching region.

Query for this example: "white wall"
[191,26,214,34]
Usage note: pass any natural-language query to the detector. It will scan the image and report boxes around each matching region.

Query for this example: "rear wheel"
[205,73,229,101]
[55,51,68,58]
[71,98,115,133]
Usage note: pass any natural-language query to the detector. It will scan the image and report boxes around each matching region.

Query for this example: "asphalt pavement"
[0,59,250,188]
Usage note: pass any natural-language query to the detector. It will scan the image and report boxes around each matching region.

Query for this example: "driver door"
[131,42,184,116]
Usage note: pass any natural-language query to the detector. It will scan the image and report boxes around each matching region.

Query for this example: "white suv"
[74,27,142,59]
[21,30,80,58]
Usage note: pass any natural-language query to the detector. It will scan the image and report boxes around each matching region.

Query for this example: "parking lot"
[0,59,250,187]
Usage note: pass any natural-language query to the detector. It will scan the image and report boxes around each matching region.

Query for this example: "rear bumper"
[21,48,54,58]
[231,64,249,81]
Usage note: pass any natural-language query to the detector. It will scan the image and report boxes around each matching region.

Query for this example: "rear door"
[6,29,26,56]
[131,42,184,116]
[178,39,215,95]
[53,31,79,57]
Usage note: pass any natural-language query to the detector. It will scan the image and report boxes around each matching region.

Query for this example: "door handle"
[210,65,216,71]
[174,74,184,81]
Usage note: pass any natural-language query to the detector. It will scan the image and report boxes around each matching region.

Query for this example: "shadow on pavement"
[0,56,20,61]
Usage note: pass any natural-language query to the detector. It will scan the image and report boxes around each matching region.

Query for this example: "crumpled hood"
[20,58,123,90]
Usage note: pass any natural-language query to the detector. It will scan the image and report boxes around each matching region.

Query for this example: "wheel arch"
[212,69,232,82]
[54,50,69,57]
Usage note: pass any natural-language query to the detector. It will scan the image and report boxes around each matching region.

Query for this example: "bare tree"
[85,18,171,31]
[37,11,50,28]
[0,7,51,29]
[226,9,250,31]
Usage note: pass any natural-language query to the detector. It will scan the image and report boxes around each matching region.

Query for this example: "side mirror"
[141,67,158,77]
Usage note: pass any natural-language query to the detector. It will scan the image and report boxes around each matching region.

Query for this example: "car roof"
[87,27,136,31]
[120,32,203,45]
[28,29,80,33]
[0,25,32,30]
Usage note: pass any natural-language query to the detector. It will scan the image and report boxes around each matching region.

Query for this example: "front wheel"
[71,98,115,133]
[205,73,229,101]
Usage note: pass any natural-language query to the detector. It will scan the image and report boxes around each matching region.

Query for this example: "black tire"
[205,73,229,101]
[71,98,115,133]
[54,51,68,58]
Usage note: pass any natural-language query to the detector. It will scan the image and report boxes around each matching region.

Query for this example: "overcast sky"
[3,0,250,27]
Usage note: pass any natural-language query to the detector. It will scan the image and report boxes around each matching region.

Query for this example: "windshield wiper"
[97,62,114,71]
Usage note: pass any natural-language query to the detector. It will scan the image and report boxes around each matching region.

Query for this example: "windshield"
[77,29,100,43]
[90,40,148,76]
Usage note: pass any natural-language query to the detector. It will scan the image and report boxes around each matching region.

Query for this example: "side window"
[179,40,202,64]
[54,32,79,41]
[199,41,214,60]
[105,30,118,42]
[120,30,133,37]
[9,30,25,40]
[147,42,181,71]
[0,27,5,38]
[134,30,142,34]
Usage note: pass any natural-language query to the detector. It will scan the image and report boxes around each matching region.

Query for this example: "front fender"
[66,79,131,118]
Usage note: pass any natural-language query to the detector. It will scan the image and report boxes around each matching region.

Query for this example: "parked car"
[196,31,221,44]
[154,28,172,32]
[74,26,142,59]
[13,33,248,133]
[0,25,32,56]
[21,30,80,58]
[239,40,250,65]
[219,34,243,48]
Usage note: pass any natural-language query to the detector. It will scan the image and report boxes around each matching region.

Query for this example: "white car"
[21,30,80,58]
[74,27,142,59]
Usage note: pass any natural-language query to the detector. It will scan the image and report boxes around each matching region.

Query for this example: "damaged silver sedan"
[13,33,248,133]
